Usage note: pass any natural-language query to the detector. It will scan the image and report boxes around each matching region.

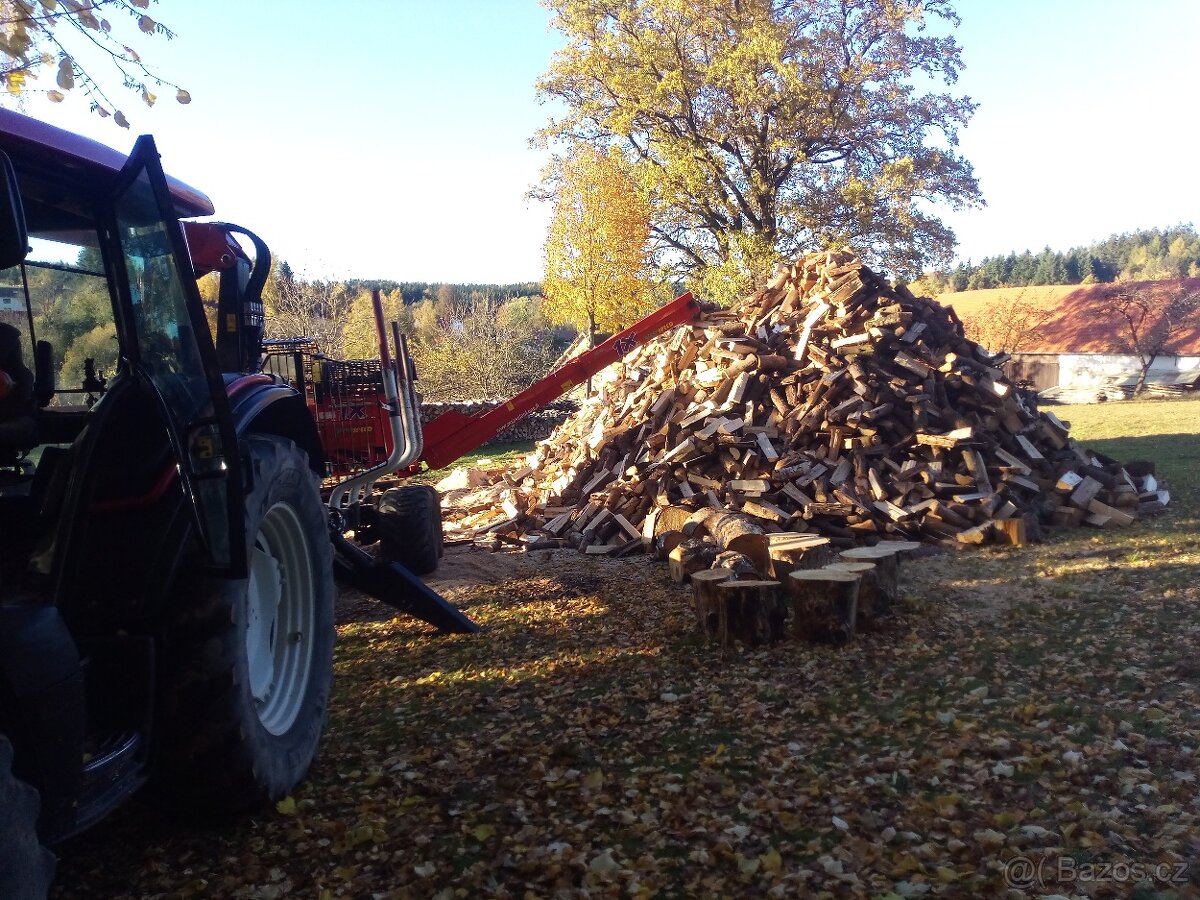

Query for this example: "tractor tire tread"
[377,484,442,575]
[0,735,55,899]
[148,434,334,816]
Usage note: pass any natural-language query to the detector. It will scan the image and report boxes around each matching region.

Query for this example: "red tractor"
[0,108,482,895]
[0,107,701,896]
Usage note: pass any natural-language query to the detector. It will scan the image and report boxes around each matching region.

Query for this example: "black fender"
[134,375,325,622]
[0,603,84,844]
[224,375,325,475]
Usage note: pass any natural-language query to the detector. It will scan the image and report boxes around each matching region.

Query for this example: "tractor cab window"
[112,155,239,570]
[0,233,115,409]
[21,237,117,406]
[116,209,208,419]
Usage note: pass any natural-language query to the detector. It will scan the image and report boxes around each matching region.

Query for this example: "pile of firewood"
[446,250,1166,553]
[440,250,1172,641]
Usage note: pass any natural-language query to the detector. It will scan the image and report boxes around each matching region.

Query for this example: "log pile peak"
[445,251,1168,566]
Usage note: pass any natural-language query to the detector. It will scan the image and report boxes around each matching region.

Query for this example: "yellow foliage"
[341,289,410,359]
[538,0,981,282]
[543,146,656,341]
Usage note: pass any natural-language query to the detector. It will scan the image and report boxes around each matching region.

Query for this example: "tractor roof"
[0,107,215,218]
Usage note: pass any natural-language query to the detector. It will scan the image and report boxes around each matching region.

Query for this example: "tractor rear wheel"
[0,735,55,899]
[150,434,335,814]
[377,484,442,575]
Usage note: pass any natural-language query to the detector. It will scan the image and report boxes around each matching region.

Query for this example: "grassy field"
[55,399,1200,898]
[935,284,1077,319]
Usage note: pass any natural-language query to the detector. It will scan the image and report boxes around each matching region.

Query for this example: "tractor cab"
[0,110,470,877]
[0,109,259,842]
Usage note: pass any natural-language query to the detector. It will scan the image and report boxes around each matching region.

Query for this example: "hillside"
[935,279,1200,354]
[934,284,1077,321]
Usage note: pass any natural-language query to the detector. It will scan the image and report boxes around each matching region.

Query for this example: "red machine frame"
[262,291,701,478]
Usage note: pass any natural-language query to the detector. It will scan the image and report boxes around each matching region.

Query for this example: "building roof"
[938,278,1200,355]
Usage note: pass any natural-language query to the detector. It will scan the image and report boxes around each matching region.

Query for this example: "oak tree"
[537,0,982,299]
[1,0,189,127]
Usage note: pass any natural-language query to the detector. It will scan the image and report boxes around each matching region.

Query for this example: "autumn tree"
[1104,286,1200,394]
[408,295,561,401]
[542,145,655,351]
[960,292,1055,354]
[1,0,189,127]
[537,0,981,299]
[339,288,412,360]
[262,263,357,359]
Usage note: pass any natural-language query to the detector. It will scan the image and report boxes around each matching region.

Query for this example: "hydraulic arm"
[417,291,701,470]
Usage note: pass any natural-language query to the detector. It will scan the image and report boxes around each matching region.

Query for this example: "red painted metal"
[309,360,395,477]
[91,464,179,513]
[418,292,700,471]
[182,222,250,276]
[0,107,214,216]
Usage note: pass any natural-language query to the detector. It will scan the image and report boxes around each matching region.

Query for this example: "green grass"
[1058,397,1200,513]
[414,440,536,482]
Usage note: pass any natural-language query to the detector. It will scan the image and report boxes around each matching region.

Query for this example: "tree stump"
[838,545,901,620]
[874,540,921,562]
[825,561,885,630]
[691,567,734,638]
[788,569,860,645]
[714,579,786,647]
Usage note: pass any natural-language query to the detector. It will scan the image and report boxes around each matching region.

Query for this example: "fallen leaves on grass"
[53,527,1200,897]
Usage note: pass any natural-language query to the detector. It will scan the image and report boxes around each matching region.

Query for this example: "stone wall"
[418,399,577,447]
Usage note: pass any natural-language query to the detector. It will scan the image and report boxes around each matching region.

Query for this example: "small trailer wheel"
[377,484,442,575]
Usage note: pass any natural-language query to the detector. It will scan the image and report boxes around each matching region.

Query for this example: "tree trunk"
[714,579,786,647]
[585,312,597,395]
[691,568,734,639]
[788,570,860,645]
[1133,352,1156,395]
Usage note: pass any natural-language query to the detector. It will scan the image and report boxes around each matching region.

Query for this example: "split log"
[689,509,772,573]
[668,539,713,583]
[994,518,1027,546]
[654,530,685,561]
[711,550,761,578]
[788,570,860,645]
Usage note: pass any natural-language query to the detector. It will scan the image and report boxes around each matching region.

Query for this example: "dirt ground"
[335,542,667,625]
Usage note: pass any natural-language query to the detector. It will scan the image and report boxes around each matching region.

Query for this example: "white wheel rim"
[245,501,316,736]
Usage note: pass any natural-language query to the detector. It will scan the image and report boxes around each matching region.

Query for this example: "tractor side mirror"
[0,151,28,270]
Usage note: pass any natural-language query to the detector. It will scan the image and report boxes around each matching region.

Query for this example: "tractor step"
[75,731,144,834]
[330,532,479,634]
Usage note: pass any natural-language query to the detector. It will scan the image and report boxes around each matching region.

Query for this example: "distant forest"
[343,279,542,305]
[918,225,1200,293]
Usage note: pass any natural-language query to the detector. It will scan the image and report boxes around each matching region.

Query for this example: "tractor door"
[108,136,246,575]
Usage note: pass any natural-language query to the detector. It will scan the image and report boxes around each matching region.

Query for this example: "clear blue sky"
[13,0,1200,282]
